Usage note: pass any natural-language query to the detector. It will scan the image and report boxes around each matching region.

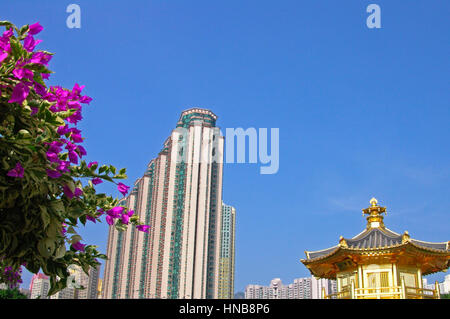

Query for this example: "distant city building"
[245,276,336,299]
[103,108,225,299]
[75,265,101,299]
[29,273,50,299]
[218,202,236,299]
[49,265,100,299]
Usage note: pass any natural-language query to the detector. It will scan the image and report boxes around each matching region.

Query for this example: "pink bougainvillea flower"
[41,73,50,80]
[106,215,114,226]
[7,162,24,178]
[86,215,96,223]
[88,161,98,168]
[126,209,134,217]
[8,82,30,104]
[62,184,74,199]
[30,51,52,65]
[57,125,70,136]
[68,150,78,164]
[0,51,8,63]
[57,160,70,173]
[92,177,103,185]
[66,110,82,124]
[46,169,61,179]
[72,83,85,96]
[72,241,86,252]
[47,140,63,154]
[71,133,83,143]
[23,35,42,52]
[33,82,47,97]
[12,68,33,80]
[121,214,130,225]
[46,151,59,163]
[76,145,87,157]
[28,22,43,35]
[74,188,83,197]
[107,206,124,218]
[117,183,130,196]
[80,95,93,104]
[2,28,13,38]
[136,225,150,233]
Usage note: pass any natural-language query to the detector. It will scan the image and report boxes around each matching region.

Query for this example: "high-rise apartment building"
[103,108,225,299]
[49,265,100,299]
[29,273,50,299]
[217,202,236,299]
[245,276,336,299]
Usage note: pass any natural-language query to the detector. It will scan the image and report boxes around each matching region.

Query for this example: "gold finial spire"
[362,197,387,228]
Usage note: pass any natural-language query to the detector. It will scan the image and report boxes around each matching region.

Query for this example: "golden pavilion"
[301,198,450,299]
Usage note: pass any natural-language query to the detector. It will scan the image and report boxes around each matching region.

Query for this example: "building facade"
[29,273,50,299]
[217,202,236,299]
[103,108,225,299]
[245,276,336,299]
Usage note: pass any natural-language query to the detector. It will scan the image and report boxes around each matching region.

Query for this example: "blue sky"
[1,1,449,292]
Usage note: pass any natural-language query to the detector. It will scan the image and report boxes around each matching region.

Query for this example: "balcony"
[323,279,440,299]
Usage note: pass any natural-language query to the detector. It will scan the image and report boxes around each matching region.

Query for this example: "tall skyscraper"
[217,202,236,299]
[103,108,224,299]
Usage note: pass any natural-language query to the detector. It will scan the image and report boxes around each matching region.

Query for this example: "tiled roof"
[303,226,449,261]
[346,228,402,249]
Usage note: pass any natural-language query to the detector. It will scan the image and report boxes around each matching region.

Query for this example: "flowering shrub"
[0,21,149,295]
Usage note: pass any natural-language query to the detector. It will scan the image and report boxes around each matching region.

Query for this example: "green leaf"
[39,205,50,229]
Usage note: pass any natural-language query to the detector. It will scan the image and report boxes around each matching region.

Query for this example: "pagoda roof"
[303,226,450,262]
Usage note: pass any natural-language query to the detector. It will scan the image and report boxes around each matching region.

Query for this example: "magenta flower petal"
[92,177,103,185]
[46,151,59,163]
[74,188,83,197]
[46,169,61,179]
[62,184,74,199]
[29,22,44,35]
[117,183,130,196]
[71,133,83,143]
[23,35,42,52]
[107,206,124,218]
[126,209,135,217]
[57,125,70,136]
[88,161,98,168]
[68,150,78,164]
[12,68,33,80]
[6,162,24,178]
[8,82,30,104]
[72,241,86,252]
[136,225,150,233]
[86,215,96,223]
[80,95,93,104]
[76,145,87,157]
[106,215,114,226]
[121,214,130,225]
[0,51,8,63]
